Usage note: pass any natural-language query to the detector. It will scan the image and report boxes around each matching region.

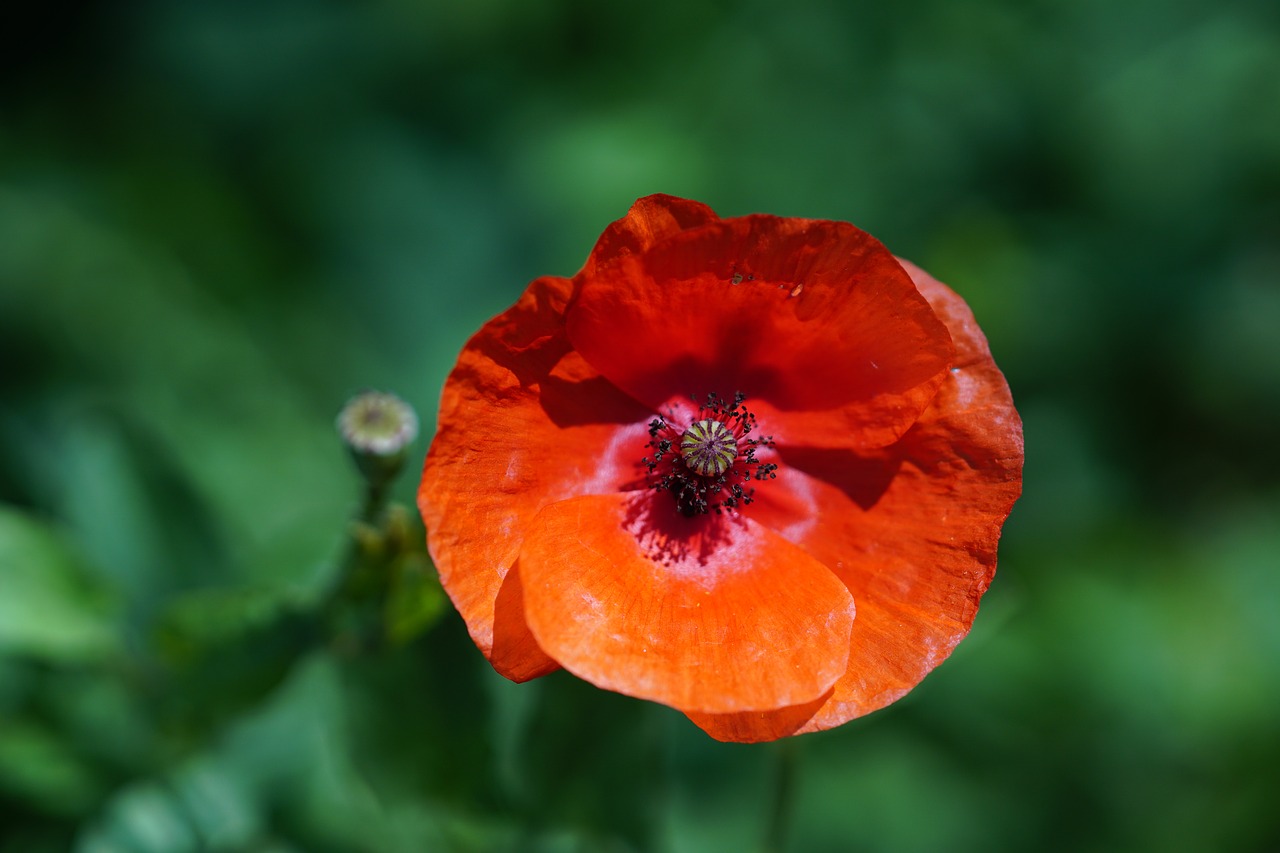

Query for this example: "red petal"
[580,194,721,279]
[418,275,655,682]
[567,214,954,448]
[519,492,856,714]
[744,259,1023,737]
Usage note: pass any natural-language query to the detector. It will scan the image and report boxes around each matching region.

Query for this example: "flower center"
[642,392,778,516]
[680,419,738,477]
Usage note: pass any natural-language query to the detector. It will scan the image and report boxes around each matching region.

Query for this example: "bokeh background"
[2,1,1278,851]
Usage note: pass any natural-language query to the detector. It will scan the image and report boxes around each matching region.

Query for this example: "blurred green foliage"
[2,0,1278,850]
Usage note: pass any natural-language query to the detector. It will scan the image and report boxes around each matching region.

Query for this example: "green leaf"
[384,553,447,647]
[0,721,102,815]
[75,780,200,853]
[153,586,301,662]
[151,587,320,737]
[0,506,119,662]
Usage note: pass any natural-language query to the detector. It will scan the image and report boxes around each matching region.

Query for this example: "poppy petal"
[683,691,834,743]
[580,193,720,279]
[420,195,1022,743]
[746,260,1023,737]
[518,492,857,714]
[566,214,954,449]
[418,275,655,682]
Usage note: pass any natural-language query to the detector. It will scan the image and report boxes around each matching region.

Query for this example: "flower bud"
[337,391,418,487]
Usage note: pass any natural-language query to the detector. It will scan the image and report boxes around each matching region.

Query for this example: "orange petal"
[567,214,954,449]
[418,275,655,682]
[519,492,856,714]
[747,259,1023,736]
[683,691,833,743]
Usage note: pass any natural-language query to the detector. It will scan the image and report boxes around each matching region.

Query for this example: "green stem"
[359,478,391,526]
[320,479,399,652]
[763,737,799,853]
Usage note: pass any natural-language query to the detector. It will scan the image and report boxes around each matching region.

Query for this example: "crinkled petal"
[519,492,856,714]
[580,194,720,279]
[418,275,655,681]
[420,192,1021,744]
[567,213,954,448]
[742,260,1022,738]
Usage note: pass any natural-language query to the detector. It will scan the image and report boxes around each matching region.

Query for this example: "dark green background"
[2,1,1278,850]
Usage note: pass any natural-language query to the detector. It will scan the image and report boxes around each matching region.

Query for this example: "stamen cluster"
[642,392,778,516]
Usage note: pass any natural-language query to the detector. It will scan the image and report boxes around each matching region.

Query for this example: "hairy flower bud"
[338,391,418,487]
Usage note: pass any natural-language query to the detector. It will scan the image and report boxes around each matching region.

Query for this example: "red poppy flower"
[419,195,1023,742]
